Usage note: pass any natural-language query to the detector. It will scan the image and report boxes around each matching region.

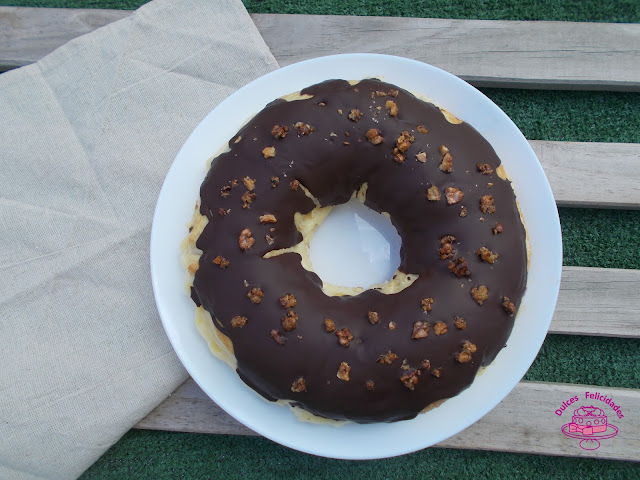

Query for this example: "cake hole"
[309,199,401,288]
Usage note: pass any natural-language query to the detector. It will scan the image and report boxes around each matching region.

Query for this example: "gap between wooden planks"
[135,377,640,462]
[1,8,640,91]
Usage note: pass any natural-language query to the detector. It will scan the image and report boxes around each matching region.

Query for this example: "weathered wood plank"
[136,378,640,461]
[1,8,640,91]
[553,267,640,338]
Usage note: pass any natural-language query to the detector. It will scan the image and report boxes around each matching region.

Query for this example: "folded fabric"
[0,1,278,478]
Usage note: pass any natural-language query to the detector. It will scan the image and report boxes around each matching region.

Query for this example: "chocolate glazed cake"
[184,79,528,423]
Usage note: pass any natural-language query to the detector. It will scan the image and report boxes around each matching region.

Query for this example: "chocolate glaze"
[191,79,527,423]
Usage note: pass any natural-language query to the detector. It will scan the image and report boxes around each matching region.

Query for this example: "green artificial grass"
[3,0,638,478]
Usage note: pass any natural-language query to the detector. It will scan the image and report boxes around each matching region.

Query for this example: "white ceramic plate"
[150,54,562,459]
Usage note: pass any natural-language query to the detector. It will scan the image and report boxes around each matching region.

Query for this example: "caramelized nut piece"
[477,247,499,264]
[438,235,456,260]
[279,294,297,309]
[294,122,315,135]
[282,310,298,331]
[291,377,307,392]
[271,124,289,139]
[477,163,494,175]
[433,321,448,335]
[270,329,286,345]
[439,145,450,155]
[502,296,517,315]
[396,130,415,153]
[385,100,398,117]
[238,228,255,250]
[412,321,430,339]
[241,191,256,209]
[220,185,232,198]
[419,359,431,370]
[462,340,477,353]
[368,311,380,325]
[400,368,421,390]
[377,351,399,364]
[431,367,443,378]
[366,128,384,145]
[324,318,336,333]
[421,297,434,312]
[290,179,300,191]
[348,109,364,122]
[246,287,263,304]
[376,90,388,97]
[448,257,471,277]
[259,214,277,224]
[415,151,427,163]
[454,316,467,330]
[388,89,399,97]
[262,146,275,158]
[366,380,375,391]
[456,351,472,363]
[417,125,429,134]
[445,187,464,205]
[231,315,247,328]
[213,256,230,269]
[460,206,468,218]
[439,146,453,173]
[427,185,441,201]
[492,223,504,234]
[388,321,397,330]
[480,195,496,214]
[243,176,256,191]
[392,148,405,164]
[337,362,351,381]
[270,176,280,188]
[336,328,354,347]
[218,207,230,217]
[471,285,489,305]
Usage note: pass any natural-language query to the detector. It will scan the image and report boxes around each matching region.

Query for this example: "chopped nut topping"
[262,146,276,158]
[460,207,468,218]
[294,122,315,135]
[259,214,277,224]
[392,148,405,164]
[291,377,306,392]
[246,287,263,304]
[471,285,489,305]
[337,108,343,115]
[431,367,443,378]
[396,130,415,153]
[270,176,280,188]
[337,362,351,381]
[377,351,399,365]
[419,359,431,370]
[400,368,421,390]
[417,125,429,134]
[438,235,456,260]
[366,380,375,391]
[265,234,274,245]
[492,223,504,234]
[502,296,517,315]
[238,228,255,250]
[376,90,388,97]
[426,185,441,201]
[480,195,496,214]
[433,321,448,335]
[385,100,398,117]
[271,124,289,139]
[241,191,256,209]
[324,318,336,333]
[388,321,397,330]
[367,311,380,325]
[366,128,384,145]
[282,310,298,331]
[218,207,230,217]
[456,351,472,363]
[421,297,434,312]
[448,257,471,277]
[343,141,351,146]
[231,315,247,328]
[348,108,364,122]
[220,185,233,198]
[279,294,297,309]
[415,151,427,163]
[213,256,230,269]
[388,89,399,97]
[439,146,453,173]
[445,187,464,205]
[439,145,449,155]
[335,328,354,347]
[477,247,499,264]
[477,163,494,175]
[412,321,430,339]
[454,316,467,330]
[462,340,477,353]
[290,179,300,191]
[243,176,256,191]
[270,329,286,345]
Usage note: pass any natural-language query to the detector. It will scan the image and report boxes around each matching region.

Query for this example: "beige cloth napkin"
[0,1,278,478]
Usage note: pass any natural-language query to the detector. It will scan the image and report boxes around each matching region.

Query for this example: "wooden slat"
[2,8,640,91]
[553,267,640,338]
[136,378,640,461]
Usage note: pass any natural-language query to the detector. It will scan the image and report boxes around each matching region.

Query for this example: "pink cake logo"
[557,392,623,450]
